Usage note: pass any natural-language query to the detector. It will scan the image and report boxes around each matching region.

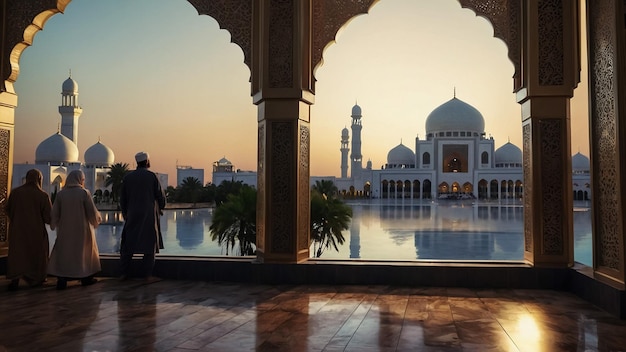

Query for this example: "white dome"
[35,132,79,165]
[572,152,590,172]
[495,142,522,164]
[62,76,78,95]
[84,141,115,167]
[351,104,362,117]
[218,157,232,165]
[387,143,415,167]
[425,97,485,134]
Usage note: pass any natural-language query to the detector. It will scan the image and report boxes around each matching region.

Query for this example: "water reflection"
[82,201,592,266]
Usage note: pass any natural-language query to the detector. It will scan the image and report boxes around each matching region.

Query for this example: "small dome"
[218,157,232,165]
[495,142,522,164]
[62,76,78,95]
[425,97,485,134]
[387,143,415,167]
[35,132,79,165]
[342,127,349,136]
[351,104,362,117]
[84,141,115,167]
[572,152,590,172]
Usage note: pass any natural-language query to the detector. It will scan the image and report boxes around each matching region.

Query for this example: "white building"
[333,96,591,201]
[212,157,256,187]
[12,75,168,197]
[177,165,204,186]
[207,96,591,201]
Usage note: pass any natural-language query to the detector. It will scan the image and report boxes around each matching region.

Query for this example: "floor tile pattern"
[0,278,625,351]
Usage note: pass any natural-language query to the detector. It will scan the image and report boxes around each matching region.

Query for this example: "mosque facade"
[12,75,115,198]
[334,96,591,201]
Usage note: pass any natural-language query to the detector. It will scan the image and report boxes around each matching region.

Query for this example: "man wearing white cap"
[119,151,166,280]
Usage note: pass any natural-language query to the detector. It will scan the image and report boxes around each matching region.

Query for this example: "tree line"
[103,163,352,258]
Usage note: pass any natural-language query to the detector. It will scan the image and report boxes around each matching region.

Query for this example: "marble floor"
[0,277,625,351]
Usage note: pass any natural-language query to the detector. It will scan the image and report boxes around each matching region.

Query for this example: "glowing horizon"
[12,0,589,186]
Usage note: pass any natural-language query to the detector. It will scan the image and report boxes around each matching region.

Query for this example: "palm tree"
[179,177,203,204]
[310,189,352,258]
[214,180,245,206]
[105,162,130,204]
[209,185,257,255]
[312,179,339,198]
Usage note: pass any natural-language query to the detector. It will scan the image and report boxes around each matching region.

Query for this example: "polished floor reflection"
[1,277,625,351]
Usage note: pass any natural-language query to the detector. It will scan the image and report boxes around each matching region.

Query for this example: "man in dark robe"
[119,152,166,279]
[5,169,52,290]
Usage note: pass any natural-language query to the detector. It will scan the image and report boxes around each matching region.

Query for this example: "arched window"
[481,151,489,164]
[422,152,430,165]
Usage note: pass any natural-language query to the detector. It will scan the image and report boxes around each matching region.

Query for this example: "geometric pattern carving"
[298,124,310,250]
[588,0,621,270]
[0,129,9,242]
[186,0,253,72]
[537,0,564,86]
[270,122,294,253]
[458,0,522,90]
[313,1,523,92]
[539,119,564,254]
[268,0,294,88]
[522,123,532,252]
[256,123,266,253]
[311,0,376,89]
[1,0,60,92]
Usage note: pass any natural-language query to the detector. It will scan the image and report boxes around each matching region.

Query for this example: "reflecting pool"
[48,200,593,266]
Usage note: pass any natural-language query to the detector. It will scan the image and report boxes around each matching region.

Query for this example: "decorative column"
[252,0,313,263]
[586,0,626,289]
[517,0,579,267]
[0,92,15,254]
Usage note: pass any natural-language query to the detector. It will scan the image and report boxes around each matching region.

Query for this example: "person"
[119,151,166,279]
[4,169,52,291]
[48,170,102,290]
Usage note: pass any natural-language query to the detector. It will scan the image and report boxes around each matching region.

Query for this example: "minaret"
[58,71,83,146]
[350,104,363,179]
[340,127,350,178]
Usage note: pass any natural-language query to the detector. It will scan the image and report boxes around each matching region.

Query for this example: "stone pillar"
[586,0,626,289]
[252,0,313,263]
[517,0,579,267]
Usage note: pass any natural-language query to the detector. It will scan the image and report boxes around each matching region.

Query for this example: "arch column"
[251,0,314,263]
[587,0,626,288]
[517,0,579,267]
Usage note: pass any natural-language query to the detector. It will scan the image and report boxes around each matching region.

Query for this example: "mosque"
[12,75,116,197]
[333,96,591,201]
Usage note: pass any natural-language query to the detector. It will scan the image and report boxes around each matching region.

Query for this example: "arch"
[422,179,432,199]
[462,182,473,194]
[490,179,499,199]
[2,3,70,92]
[404,180,411,198]
[438,182,449,194]
[481,151,489,164]
[413,180,421,199]
[422,152,431,165]
[515,180,523,198]
[451,182,460,193]
[381,179,389,198]
[364,182,371,198]
[478,179,488,199]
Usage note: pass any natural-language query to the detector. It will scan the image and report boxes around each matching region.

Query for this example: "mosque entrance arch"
[0,1,588,277]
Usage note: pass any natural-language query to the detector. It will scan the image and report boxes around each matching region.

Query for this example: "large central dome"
[35,132,79,165]
[425,97,485,135]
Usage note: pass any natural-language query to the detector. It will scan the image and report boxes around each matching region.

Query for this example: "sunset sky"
[12,0,589,185]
